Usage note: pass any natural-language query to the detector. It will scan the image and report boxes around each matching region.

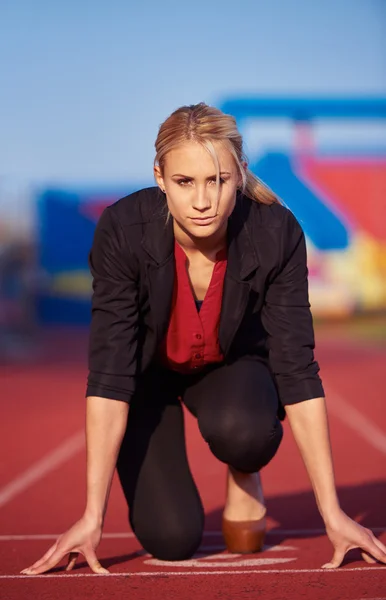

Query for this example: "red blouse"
[158,241,227,373]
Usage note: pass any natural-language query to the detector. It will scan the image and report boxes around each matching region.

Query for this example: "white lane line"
[0,431,84,508]
[327,390,386,455]
[3,566,386,578]
[0,528,384,541]
[145,557,296,568]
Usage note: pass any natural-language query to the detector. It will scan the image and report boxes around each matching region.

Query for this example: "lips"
[190,216,216,225]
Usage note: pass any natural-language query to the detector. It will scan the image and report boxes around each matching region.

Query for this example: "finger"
[372,535,386,557]
[21,547,67,575]
[83,547,109,574]
[20,543,58,574]
[361,550,377,564]
[362,539,386,565]
[65,552,79,572]
[321,547,346,569]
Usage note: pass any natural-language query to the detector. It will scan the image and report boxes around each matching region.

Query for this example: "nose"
[192,185,212,212]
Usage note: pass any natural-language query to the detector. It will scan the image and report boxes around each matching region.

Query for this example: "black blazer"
[86,187,324,408]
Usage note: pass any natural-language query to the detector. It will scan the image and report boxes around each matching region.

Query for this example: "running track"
[1,321,385,600]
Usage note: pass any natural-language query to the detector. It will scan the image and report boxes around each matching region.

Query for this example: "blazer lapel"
[219,196,260,356]
[142,213,175,345]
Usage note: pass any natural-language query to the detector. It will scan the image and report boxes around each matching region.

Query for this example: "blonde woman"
[22,103,386,575]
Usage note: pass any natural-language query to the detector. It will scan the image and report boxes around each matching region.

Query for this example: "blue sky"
[0,0,385,185]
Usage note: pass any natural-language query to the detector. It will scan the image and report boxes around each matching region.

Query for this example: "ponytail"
[242,169,281,206]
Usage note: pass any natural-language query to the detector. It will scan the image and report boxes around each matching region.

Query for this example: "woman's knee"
[200,411,283,472]
[131,515,203,561]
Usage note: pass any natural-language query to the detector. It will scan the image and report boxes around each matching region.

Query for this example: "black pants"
[116,356,283,561]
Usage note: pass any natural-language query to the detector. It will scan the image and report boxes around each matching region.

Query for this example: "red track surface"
[1,324,385,599]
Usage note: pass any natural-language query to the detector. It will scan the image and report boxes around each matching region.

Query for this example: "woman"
[22,103,386,575]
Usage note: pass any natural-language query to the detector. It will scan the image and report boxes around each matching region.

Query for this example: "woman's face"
[154,140,242,241]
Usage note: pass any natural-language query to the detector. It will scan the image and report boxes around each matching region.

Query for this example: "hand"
[20,515,108,575]
[322,509,386,569]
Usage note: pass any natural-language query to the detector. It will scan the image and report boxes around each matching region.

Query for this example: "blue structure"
[220,97,386,122]
[219,96,386,251]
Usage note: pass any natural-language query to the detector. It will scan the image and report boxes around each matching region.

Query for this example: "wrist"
[320,502,342,526]
[83,507,104,528]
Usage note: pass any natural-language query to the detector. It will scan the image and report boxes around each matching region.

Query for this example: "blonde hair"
[154,102,280,206]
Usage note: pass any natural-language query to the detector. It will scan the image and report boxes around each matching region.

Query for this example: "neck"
[173,219,227,259]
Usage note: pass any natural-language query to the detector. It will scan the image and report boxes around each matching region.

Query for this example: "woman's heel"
[222,514,266,554]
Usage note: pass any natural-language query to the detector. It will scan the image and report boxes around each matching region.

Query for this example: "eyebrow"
[171,172,232,178]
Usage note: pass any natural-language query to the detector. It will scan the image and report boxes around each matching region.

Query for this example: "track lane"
[1,327,386,599]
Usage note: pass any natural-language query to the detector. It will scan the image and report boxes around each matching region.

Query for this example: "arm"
[84,396,129,525]
[84,205,138,522]
[86,206,139,401]
[83,205,138,521]
[260,210,324,407]
[22,207,139,576]
[285,396,339,520]
[261,209,386,567]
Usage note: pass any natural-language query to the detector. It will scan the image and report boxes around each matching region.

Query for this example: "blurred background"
[0,0,385,361]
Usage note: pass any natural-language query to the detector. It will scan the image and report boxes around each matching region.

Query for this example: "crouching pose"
[22,103,386,575]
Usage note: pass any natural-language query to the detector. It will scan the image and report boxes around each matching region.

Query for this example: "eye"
[177,178,192,186]
[209,178,226,185]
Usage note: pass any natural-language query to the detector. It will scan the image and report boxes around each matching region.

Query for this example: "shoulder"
[104,186,166,227]
[242,195,304,249]
[244,195,301,232]
[91,187,163,258]
[241,195,306,271]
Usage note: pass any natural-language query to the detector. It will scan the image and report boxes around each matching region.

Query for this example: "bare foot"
[223,467,266,522]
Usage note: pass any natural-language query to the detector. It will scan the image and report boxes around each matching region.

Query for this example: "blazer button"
[195,353,202,359]
[195,334,202,340]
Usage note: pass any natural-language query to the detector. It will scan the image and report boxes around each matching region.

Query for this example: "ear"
[154,165,166,192]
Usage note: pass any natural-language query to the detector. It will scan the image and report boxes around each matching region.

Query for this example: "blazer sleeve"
[85,206,139,402]
[260,209,324,405]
